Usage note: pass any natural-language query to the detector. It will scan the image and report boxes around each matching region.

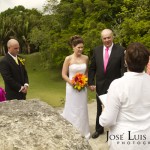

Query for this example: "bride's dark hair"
[69,35,84,47]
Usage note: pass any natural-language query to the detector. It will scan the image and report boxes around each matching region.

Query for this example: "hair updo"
[69,35,84,47]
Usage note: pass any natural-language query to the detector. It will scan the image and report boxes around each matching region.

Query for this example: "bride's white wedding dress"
[62,63,90,139]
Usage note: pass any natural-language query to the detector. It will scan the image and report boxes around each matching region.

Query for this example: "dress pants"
[95,94,103,132]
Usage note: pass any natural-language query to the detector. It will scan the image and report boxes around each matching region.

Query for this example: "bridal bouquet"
[71,73,88,91]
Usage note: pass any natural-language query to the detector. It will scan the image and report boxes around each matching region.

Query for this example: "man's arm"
[0,60,22,91]
[88,49,96,85]
[120,47,127,76]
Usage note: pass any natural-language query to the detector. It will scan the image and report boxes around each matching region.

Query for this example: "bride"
[61,35,90,139]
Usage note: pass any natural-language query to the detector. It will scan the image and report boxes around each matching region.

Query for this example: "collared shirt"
[103,43,113,59]
[100,71,150,128]
[99,72,150,149]
[8,52,18,64]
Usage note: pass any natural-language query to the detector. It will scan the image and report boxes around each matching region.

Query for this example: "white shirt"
[103,43,113,59]
[8,52,18,63]
[99,72,150,150]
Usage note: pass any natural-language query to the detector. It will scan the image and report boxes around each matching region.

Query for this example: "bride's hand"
[68,80,74,86]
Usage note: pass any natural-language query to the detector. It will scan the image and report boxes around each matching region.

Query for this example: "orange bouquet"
[71,73,88,91]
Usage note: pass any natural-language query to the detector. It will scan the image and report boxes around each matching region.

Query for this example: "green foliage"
[38,0,149,67]
[83,28,103,56]
[0,6,42,54]
[114,0,150,48]
[0,0,149,67]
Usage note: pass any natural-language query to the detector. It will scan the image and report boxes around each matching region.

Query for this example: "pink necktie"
[104,47,109,72]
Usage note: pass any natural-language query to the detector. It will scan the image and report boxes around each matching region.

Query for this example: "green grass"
[0,53,96,107]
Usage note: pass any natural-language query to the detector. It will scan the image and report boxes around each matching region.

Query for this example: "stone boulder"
[0,100,92,150]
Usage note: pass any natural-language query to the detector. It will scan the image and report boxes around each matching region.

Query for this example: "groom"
[88,29,126,138]
[0,39,29,100]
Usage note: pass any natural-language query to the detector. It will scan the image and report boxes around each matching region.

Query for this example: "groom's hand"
[89,85,96,91]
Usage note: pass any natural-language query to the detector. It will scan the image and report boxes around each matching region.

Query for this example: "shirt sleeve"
[99,80,121,128]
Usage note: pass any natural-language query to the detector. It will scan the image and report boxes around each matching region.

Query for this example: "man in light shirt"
[0,39,29,100]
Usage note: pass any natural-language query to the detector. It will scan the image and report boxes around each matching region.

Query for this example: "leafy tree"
[114,0,150,48]
[0,6,42,54]
[0,15,14,55]
[1,0,149,67]
[43,0,60,14]
[28,0,150,68]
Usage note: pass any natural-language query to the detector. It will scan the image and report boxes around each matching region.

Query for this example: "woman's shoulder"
[65,55,72,61]
[64,55,73,64]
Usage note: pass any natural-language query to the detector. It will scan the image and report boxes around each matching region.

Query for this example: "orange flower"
[71,73,88,91]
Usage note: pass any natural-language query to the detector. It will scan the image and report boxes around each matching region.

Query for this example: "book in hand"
[97,93,107,107]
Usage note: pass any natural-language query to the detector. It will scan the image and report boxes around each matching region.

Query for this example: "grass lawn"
[0,53,96,107]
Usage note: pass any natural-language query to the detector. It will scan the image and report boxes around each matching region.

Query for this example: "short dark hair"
[125,42,149,72]
[69,35,84,47]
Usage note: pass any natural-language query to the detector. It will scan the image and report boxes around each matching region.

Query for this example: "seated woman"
[99,42,150,150]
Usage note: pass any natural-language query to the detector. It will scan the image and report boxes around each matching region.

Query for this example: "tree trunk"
[0,44,6,56]
[26,42,30,54]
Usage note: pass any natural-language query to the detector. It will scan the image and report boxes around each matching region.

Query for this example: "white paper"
[98,94,107,107]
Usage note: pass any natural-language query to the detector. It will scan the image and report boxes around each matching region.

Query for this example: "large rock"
[0,100,92,150]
